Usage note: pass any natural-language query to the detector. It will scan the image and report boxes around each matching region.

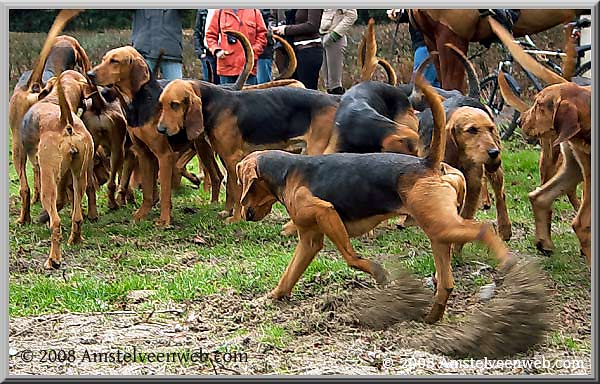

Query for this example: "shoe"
[327,86,345,95]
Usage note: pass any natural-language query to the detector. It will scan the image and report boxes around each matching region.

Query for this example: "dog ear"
[72,39,92,73]
[443,124,460,165]
[129,55,150,94]
[552,99,580,146]
[237,158,259,206]
[184,91,204,141]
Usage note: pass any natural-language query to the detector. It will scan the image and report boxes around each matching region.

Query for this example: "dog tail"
[416,74,446,170]
[224,30,254,91]
[273,35,297,80]
[488,17,567,85]
[377,58,398,86]
[360,18,378,81]
[561,24,576,81]
[444,43,480,98]
[56,71,75,138]
[27,10,82,93]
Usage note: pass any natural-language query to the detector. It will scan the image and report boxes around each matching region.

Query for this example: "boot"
[327,86,345,95]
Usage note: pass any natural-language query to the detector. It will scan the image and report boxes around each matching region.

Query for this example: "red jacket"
[206,9,267,77]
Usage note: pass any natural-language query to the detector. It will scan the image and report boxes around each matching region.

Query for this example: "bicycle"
[479,17,591,140]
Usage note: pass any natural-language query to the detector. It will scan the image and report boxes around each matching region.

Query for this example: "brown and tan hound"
[237,75,516,323]
[20,70,95,269]
[10,11,83,223]
[493,19,591,267]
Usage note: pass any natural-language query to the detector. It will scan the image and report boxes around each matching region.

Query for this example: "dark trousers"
[201,54,220,85]
[293,45,323,90]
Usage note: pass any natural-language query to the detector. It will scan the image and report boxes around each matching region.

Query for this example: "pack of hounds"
[10,10,591,325]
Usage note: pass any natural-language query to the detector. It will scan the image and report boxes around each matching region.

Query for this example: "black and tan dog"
[10,10,83,223]
[237,75,516,323]
[156,67,340,224]
[418,44,511,242]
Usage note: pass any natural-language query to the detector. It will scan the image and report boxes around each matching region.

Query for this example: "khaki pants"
[320,35,347,90]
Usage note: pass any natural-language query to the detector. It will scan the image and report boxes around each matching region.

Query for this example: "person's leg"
[145,57,157,75]
[295,46,323,90]
[201,57,211,82]
[320,40,330,90]
[326,36,346,93]
[256,58,273,84]
[413,45,440,87]
[160,59,183,81]
[246,74,258,86]
[219,75,237,84]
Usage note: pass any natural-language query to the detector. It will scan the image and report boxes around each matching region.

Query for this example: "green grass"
[8,138,589,320]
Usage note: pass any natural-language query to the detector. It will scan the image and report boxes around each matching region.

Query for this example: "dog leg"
[117,148,136,206]
[529,143,582,254]
[16,149,31,225]
[314,200,387,284]
[68,165,86,245]
[281,220,298,236]
[480,176,491,210]
[195,137,223,203]
[174,147,201,188]
[571,149,590,267]
[85,159,98,222]
[424,241,454,323]
[32,163,41,204]
[454,165,484,255]
[40,162,62,269]
[269,229,324,298]
[487,166,512,240]
[132,148,156,223]
[155,152,174,226]
[107,135,125,210]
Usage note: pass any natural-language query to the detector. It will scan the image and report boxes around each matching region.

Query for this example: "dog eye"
[110,58,119,64]
[170,101,180,111]
[467,127,478,134]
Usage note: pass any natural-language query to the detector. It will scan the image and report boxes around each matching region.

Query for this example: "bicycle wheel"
[574,61,591,77]
[479,74,504,115]
[480,73,519,140]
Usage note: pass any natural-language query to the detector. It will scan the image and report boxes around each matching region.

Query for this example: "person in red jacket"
[206,9,267,85]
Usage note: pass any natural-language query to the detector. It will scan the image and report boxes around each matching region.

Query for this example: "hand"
[215,50,229,59]
[386,9,402,21]
[271,25,286,35]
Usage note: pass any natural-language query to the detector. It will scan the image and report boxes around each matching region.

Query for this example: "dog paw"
[281,222,298,237]
[423,303,445,324]
[498,224,512,241]
[16,216,31,225]
[155,218,172,227]
[68,234,83,245]
[44,258,61,270]
[225,216,241,225]
[87,214,98,223]
[107,199,119,210]
[535,239,554,256]
[37,210,50,224]
[132,208,149,223]
[218,210,231,219]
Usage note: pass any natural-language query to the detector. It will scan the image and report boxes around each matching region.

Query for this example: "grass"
[8,138,589,319]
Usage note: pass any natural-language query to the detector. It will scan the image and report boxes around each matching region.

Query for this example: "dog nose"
[246,208,255,221]
[487,148,500,159]
[157,124,167,134]
[87,71,96,81]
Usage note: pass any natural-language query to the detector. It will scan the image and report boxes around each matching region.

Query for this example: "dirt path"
[10,284,591,376]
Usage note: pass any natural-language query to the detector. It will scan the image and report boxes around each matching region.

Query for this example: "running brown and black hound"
[236,74,516,323]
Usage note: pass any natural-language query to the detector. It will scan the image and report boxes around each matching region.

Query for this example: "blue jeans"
[201,54,220,84]
[413,45,440,88]
[256,58,273,84]
[219,74,257,86]
[145,58,182,81]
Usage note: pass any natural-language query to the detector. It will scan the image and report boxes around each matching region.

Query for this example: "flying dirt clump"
[349,258,550,358]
